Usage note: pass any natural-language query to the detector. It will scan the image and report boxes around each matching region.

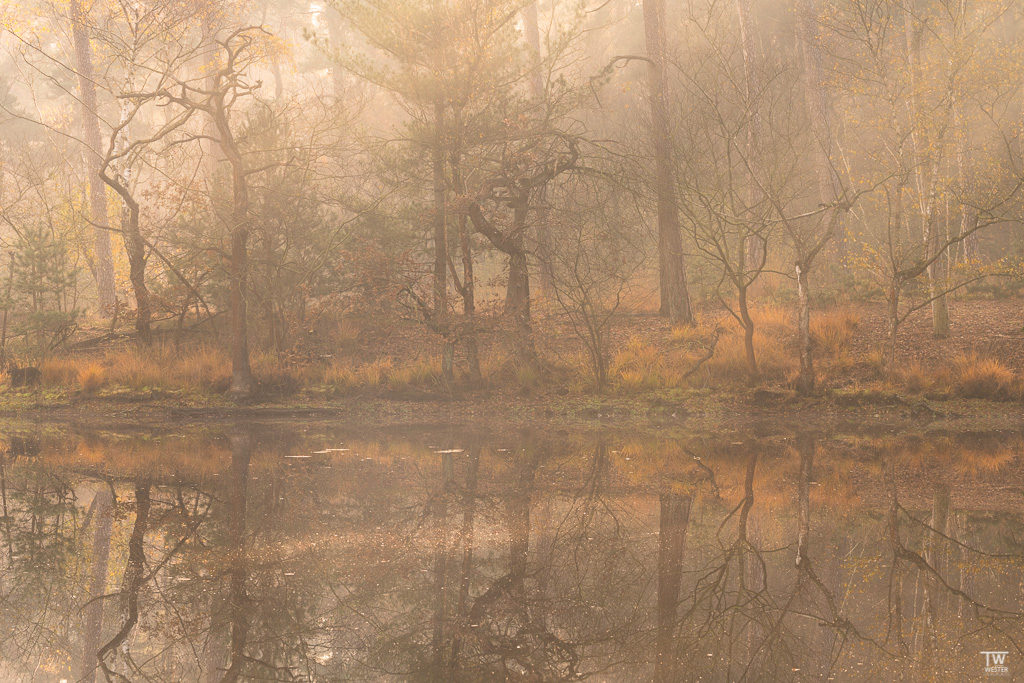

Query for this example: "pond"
[0,422,1022,681]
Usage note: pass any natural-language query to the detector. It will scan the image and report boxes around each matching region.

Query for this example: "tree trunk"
[955,100,979,262]
[795,263,814,395]
[522,2,554,297]
[211,95,254,398]
[508,203,534,362]
[797,0,844,263]
[735,0,767,274]
[433,99,453,383]
[904,0,949,338]
[451,142,482,384]
[121,201,151,344]
[643,0,693,324]
[885,280,900,370]
[655,492,692,683]
[69,0,116,315]
[738,284,759,384]
[920,482,950,674]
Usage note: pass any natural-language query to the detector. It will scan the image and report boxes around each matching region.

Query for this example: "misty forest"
[3,0,1024,681]
[0,0,1020,401]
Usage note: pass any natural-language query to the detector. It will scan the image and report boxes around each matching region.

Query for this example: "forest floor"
[0,295,1022,432]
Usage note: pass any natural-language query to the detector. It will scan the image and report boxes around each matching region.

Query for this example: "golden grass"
[359,358,392,387]
[812,309,860,358]
[39,357,79,387]
[383,357,440,390]
[176,346,231,390]
[952,353,1020,400]
[77,362,107,393]
[107,347,165,389]
[323,362,360,391]
[515,363,541,390]
[707,331,794,382]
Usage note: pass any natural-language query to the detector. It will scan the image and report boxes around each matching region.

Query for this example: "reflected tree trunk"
[220,431,253,683]
[654,492,692,683]
[77,488,114,683]
[430,452,455,679]
[884,457,911,670]
[920,483,950,676]
[449,447,481,679]
[97,481,151,679]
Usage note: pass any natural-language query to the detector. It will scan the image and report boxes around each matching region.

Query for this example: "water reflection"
[0,425,1022,681]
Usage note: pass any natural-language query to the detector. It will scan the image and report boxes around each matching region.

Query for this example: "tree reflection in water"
[0,425,1021,681]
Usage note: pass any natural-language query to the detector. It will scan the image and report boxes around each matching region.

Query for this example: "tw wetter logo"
[982,651,1010,676]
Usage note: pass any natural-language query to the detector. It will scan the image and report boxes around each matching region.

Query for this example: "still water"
[0,421,1022,682]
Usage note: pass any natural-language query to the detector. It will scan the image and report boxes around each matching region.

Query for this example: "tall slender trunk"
[797,0,844,264]
[655,493,691,683]
[795,434,814,567]
[210,89,254,397]
[433,99,454,383]
[643,0,693,324]
[450,137,481,384]
[102,178,152,344]
[886,279,900,370]
[795,263,814,394]
[69,0,116,315]
[325,9,346,99]
[522,2,554,297]
[954,99,978,262]
[736,0,767,274]
[904,0,949,338]
[508,202,535,362]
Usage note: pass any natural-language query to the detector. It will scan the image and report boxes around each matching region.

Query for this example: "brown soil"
[848,297,1024,370]
[355,295,1024,378]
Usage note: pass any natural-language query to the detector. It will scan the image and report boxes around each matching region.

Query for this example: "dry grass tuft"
[77,363,107,393]
[359,358,393,387]
[515,363,541,390]
[812,309,859,358]
[324,362,360,391]
[952,353,1019,400]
